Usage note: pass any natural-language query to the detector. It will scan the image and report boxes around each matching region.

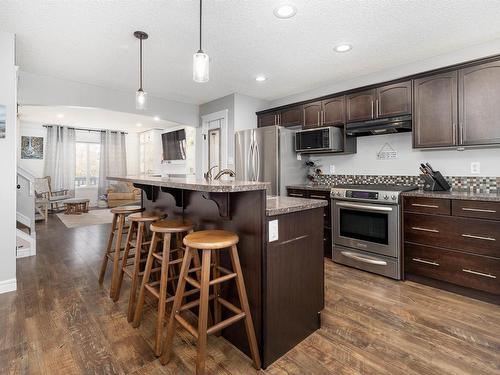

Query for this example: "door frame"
[201,109,229,173]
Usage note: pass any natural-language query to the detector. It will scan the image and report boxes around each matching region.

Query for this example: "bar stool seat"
[151,219,194,233]
[160,229,260,374]
[99,205,143,299]
[182,230,238,250]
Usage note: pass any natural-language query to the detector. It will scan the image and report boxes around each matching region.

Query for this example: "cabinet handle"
[289,193,304,197]
[371,101,374,118]
[461,234,496,241]
[462,269,496,279]
[462,207,497,213]
[317,112,320,126]
[375,99,379,116]
[412,258,440,266]
[411,226,439,233]
[459,124,464,144]
[452,122,457,144]
[310,194,326,199]
[411,203,439,208]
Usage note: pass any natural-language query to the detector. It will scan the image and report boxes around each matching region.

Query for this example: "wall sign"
[21,136,44,159]
[377,142,397,160]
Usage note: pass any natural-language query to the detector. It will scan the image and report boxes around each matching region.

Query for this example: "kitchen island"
[108,175,326,368]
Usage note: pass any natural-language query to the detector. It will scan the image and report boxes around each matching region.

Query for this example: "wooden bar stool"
[98,205,143,299]
[132,218,194,356]
[114,211,161,322]
[160,230,261,375]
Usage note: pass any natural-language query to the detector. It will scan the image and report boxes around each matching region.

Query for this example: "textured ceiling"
[2,0,500,105]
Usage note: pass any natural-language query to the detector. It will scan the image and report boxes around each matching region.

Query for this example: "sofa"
[106,182,141,207]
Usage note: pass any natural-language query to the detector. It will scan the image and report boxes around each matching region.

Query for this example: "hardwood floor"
[1,215,499,374]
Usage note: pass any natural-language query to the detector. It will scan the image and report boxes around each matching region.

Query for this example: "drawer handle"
[289,193,303,197]
[411,203,439,208]
[461,234,496,242]
[412,258,440,266]
[341,251,387,266]
[310,194,326,199]
[462,269,497,279]
[462,207,497,213]
[411,226,439,233]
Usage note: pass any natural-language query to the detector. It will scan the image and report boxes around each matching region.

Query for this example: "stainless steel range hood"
[346,115,412,136]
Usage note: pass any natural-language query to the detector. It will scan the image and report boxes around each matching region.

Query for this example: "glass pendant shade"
[136,89,148,110]
[193,51,209,83]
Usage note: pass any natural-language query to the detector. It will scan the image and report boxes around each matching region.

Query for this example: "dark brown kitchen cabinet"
[280,105,303,127]
[258,112,279,127]
[322,96,345,126]
[459,60,500,146]
[377,81,412,117]
[346,89,376,122]
[303,101,323,128]
[413,71,458,148]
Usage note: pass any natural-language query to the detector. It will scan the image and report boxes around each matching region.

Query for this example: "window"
[75,142,100,188]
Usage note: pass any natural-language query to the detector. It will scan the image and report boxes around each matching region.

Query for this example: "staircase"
[16,167,36,257]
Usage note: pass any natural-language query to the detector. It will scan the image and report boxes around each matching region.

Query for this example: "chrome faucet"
[214,169,236,180]
[204,165,219,181]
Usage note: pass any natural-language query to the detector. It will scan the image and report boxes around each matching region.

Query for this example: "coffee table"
[64,198,90,215]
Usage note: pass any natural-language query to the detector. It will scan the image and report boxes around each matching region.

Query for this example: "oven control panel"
[346,190,379,200]
[331,188,400,204]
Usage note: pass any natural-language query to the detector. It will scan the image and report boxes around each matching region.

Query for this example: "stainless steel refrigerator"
[235,125,304,196]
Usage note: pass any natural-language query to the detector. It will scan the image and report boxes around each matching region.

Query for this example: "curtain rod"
[42,124,128,135]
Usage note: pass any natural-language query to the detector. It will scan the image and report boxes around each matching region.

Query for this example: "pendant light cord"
[199,0,202,51]
[139,38,143,90]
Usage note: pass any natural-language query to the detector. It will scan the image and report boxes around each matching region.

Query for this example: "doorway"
[201,109,228,175]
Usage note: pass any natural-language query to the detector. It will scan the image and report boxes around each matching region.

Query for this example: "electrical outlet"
[296,153,302,161]
[329,165,335,174]
[470,162,481,174]
[268,220,279,242]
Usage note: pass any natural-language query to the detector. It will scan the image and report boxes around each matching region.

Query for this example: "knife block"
[421,172,451,191]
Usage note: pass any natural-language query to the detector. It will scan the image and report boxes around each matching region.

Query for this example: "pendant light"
[193,0,209,83]
[134,31,149,109]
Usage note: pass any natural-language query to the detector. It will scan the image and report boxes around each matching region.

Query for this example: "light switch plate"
[470,162,481,174]
[268,220,279,242]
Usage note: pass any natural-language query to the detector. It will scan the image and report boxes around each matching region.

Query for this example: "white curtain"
[98,130,127,196]
[44,125,76,194]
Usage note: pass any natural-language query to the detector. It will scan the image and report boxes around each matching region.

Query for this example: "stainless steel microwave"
[295,126,343,153]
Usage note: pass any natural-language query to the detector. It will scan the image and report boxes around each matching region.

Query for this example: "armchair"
[34,176,72,212]
[106,182,141,207]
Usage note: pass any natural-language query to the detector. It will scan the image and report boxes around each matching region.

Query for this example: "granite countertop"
[266,195,327,216]
[402,189,500,202]
[108,175,269,193]
[286,184,332,192]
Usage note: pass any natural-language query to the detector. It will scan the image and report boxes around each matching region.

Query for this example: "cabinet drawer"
[287,189,307,198]
[405,243,500,295]
[452,200,500,221]
[308,191,331,200]
[404,213,500,257]
[403,196,451,215]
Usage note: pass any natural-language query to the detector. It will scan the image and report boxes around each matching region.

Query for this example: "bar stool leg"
[99,213,118,284]
[128,222,145,322]
[196,249,212,375]
[213,251,222,337]
[155,232,172,356]
[114,221,136,302]
[160,247,193,365]
[133,230,159,328]
[110,213,125,299]
[229,245,261,370]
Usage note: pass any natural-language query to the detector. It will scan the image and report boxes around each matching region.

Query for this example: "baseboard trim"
[0,278,17,294]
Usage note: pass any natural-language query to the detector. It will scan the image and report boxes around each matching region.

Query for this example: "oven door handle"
[340,251,388,266]
[335,201,394,212]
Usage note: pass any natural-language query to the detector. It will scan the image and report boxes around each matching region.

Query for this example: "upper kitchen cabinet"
[376,81,412,117]
[322,96,345,126]
[258,105,303,127]
[303,101,323,128]
[413,71,458,148]
[346,89,376,122]
[459,60,500,146]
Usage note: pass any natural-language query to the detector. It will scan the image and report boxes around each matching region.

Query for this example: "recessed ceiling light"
[334,44,352,53]
[154,116,160,121]
[273,4,297,19]
[136,123,142,127]
[56,113,64,118]
[256,75,267,82]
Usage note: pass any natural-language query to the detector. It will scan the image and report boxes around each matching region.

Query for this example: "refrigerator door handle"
[254,140,261,181]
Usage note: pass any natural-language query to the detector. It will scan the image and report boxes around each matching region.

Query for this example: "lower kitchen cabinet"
[403,196,500,302]
[287,188,332,258]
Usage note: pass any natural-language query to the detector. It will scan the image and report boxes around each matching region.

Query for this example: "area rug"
[56,209,114,229]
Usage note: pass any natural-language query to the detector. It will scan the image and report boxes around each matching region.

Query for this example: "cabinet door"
[322,96,345,126]
[303,101,322,128]
[413,72,458,148]
[459,60,500,146]
[376,81,412,117]
[346,89,376,122]
[280,105,303,127]
[258,112,277,127]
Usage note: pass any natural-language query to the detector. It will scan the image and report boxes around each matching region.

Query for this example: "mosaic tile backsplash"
[312,174,499,193]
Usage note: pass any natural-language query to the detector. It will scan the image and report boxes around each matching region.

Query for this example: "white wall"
[18,71,199,127]
[313,132,500,177]
[0,31,17,294]
[234,93,269,132]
